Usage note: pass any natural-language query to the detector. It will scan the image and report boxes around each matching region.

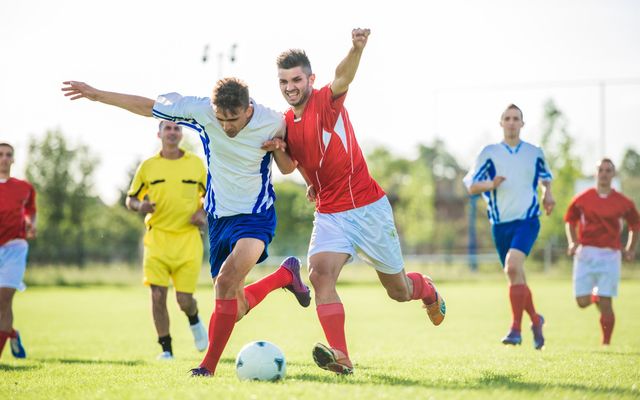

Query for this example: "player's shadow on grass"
[0,364,39,372]
[290,370,637,396]
[40,357,145,366]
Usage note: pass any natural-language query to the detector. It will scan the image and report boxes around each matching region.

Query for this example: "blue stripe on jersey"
[525,195,539,219]
[252,152,273,214]
[173,119,218,218]
[476,159,499,224]
[152,108,177,121]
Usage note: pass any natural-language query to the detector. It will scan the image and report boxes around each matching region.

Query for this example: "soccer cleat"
[531,314,545,350]
[281,256,311,308]
[190,366,212,377]
[190,321,208,352]
[312,342,353,375]
[422,276,446,326]
[9,330,26,359]
[501,329,522,345]
[156,351,174,361]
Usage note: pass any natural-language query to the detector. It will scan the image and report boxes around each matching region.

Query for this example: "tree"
[537,100,583,254]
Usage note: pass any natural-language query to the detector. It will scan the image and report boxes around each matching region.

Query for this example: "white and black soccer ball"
[235,341,286,381]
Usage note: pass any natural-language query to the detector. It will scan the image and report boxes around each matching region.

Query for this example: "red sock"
[407,272,436,304]
[509,284,527,331]
[523,285,541,326]
[0,331,9,359]
[200,299,238,374]
[317,303,349,357]
[244,266,293,310]
[600,313,615,345]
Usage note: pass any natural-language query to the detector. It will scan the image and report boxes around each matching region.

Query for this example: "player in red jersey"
[564,158,639,345]
[0,143,36,359]
[273,29,445,375]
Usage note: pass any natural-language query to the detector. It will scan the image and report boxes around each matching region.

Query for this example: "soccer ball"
[235,341,286,381]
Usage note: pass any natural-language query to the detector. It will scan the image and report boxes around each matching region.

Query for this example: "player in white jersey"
[62,78,311,376]
[463,104,555,350]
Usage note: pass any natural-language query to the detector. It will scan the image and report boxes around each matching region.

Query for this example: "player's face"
[500,109,524,137]
[215,105,254,138]
[158,122,183,147]
[0,145,14,173]
[278,67,315,107]
[596,160,615,187]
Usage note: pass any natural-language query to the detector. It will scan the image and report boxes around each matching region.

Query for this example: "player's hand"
[492,176,506,189]
[61,81,100,101]
[543,191,555,215]
[261,138,287,152]
[352,28,371,50]
[567,242,579,256]
[623,249,636,262]
[139,200,156,214]
[306,185,317,202]
[190,208,207,227]
[25,219,36,239]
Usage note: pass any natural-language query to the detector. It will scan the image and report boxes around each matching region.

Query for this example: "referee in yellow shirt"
[126,121,208,360]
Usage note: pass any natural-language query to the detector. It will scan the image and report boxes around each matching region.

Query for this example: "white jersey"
[463,140,552,225]
[153,93,285,218]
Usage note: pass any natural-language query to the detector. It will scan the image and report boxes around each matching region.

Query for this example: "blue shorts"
[491,217,540,267]
[207,206,276,278]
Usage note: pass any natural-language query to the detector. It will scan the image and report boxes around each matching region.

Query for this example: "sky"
[2,0,639,204]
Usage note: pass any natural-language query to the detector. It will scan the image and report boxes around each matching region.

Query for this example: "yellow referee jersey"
[128,150,206,233]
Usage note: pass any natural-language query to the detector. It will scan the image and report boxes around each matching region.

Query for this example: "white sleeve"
[152,93,212,125]
[463,147,492,189]
[537,147,553,182]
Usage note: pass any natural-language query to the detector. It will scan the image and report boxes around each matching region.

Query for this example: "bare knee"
[215,272,239,298]
[150,286,167,306]
[176,293,195,312]
[576,296,592,308]
[386,287,411,302]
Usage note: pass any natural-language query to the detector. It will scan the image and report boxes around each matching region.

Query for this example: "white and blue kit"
[152,93,285,276]
[463,141,553,265]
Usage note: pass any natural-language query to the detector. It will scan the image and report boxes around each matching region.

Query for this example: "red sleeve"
[624,200,640,231]
[319,85,347,127]
[564,196,580,224]
[25,183,36,217]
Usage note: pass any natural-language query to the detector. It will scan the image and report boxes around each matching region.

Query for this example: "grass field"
[1,271,639,399]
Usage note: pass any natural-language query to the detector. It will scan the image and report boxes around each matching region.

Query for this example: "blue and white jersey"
[152,93,285,219]
[463,140,553,225]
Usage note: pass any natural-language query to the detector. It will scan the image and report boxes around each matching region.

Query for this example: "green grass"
[1,276,639,399]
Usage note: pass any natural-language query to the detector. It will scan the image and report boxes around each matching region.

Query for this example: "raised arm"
[331,28,371,97]
[61,81,154,117]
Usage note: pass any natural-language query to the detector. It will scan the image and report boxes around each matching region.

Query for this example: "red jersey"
[0,178,36,246]
[564,188,640,249]
[285,85,385,213]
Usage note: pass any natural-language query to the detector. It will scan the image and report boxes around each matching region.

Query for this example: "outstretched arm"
[61,81,154,117]
[331,28,371,97]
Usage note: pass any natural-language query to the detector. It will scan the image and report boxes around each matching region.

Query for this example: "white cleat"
[156,351,174,361]
[190,321,208,352]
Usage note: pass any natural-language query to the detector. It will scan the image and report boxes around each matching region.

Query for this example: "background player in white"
[463,104,555,350]
[564,158,639,345]
[0,142,35,360]
[61,78,310,377]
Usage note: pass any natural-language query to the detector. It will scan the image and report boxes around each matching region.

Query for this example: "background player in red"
[274,29,445,375]
[0,142,36,359]
[564,158,639,345]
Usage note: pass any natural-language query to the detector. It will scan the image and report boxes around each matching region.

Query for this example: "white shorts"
[573,245,621,297]
[308,196,404,274]
[0,239,29,291]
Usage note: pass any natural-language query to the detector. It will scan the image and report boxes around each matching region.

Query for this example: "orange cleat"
[423,276,446,326]
[312,343,353,375]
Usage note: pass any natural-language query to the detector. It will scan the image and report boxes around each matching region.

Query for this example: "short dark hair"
[276,49,313,76]
[501,104,524,121]
[0,142,14,154]
[212,77,250,113]
[599,157,615,171]
[158,120,181,131]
